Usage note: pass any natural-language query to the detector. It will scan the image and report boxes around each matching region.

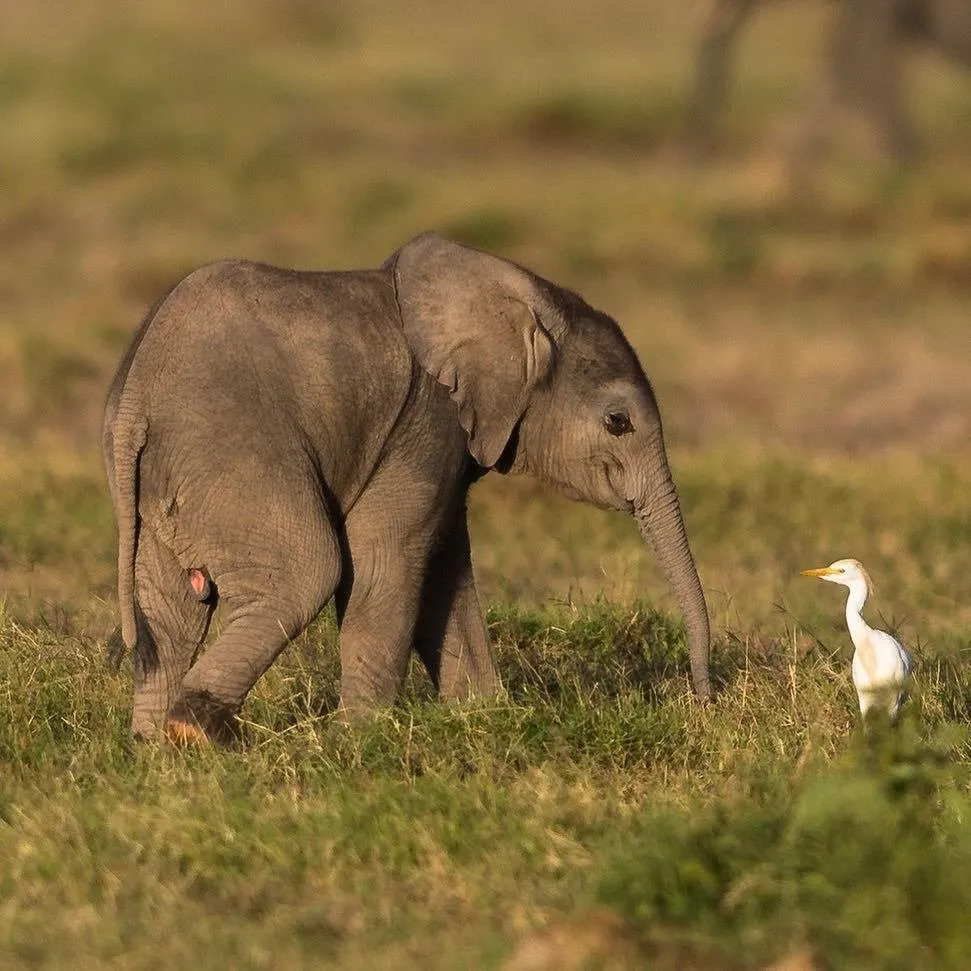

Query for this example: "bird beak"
[800,567,837,577]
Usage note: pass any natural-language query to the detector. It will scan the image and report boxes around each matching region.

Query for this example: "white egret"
[800,558,912,719]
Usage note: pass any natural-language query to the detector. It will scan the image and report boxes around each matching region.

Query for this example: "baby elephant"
[103,232,711,743]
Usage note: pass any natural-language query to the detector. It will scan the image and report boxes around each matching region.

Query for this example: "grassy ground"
[1,1,970,967]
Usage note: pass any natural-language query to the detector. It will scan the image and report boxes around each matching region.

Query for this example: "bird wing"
[870,628,911,684]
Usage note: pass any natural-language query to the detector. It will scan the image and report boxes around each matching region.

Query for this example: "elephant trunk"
[634,457,711,700]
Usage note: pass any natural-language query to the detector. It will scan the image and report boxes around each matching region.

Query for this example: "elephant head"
[390,233,712,699]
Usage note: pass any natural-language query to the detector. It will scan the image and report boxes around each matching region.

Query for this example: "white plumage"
[801,558,912,719]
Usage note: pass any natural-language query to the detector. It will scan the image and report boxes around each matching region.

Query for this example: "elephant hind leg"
[131,530,215,739]
[171,509,344,743]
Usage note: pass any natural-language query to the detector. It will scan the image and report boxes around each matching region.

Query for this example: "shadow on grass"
[509,90,682,152]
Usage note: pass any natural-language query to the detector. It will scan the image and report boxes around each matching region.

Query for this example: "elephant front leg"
[335,555,426,713]
[412,512,500,703]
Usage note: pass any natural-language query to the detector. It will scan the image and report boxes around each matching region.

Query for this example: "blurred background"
[1,0,969,646]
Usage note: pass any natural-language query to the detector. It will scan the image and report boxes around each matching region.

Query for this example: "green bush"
[599,722,971,969]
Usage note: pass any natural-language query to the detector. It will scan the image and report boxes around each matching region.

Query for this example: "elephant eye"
[603,411,633,436]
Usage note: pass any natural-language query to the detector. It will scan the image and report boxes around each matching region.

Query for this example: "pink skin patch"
[188,568,209,600]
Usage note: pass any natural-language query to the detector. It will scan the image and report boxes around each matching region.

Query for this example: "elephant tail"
[111,413,148,658]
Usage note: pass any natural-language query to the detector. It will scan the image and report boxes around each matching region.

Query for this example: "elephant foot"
[167,692,239,746]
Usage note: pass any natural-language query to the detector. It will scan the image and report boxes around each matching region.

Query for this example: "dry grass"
[1,1,970,967]
[0,0,967,662]
[1,0,969,690]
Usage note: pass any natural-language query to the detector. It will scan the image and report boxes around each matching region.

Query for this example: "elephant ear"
[389,232,555,468]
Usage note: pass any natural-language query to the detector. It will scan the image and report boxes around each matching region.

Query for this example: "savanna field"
[2,1,971,967]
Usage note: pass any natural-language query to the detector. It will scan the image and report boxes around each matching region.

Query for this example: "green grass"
[2,0,971,966]
[1,600,969,969]
[600,722,971,969]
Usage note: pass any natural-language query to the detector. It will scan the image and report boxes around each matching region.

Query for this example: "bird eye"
[603,411,633,436]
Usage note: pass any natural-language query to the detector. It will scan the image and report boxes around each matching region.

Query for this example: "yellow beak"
[800,567,837,577]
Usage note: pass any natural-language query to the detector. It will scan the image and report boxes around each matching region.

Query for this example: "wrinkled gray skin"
[103,233,711,742]
[688,0,971,162]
